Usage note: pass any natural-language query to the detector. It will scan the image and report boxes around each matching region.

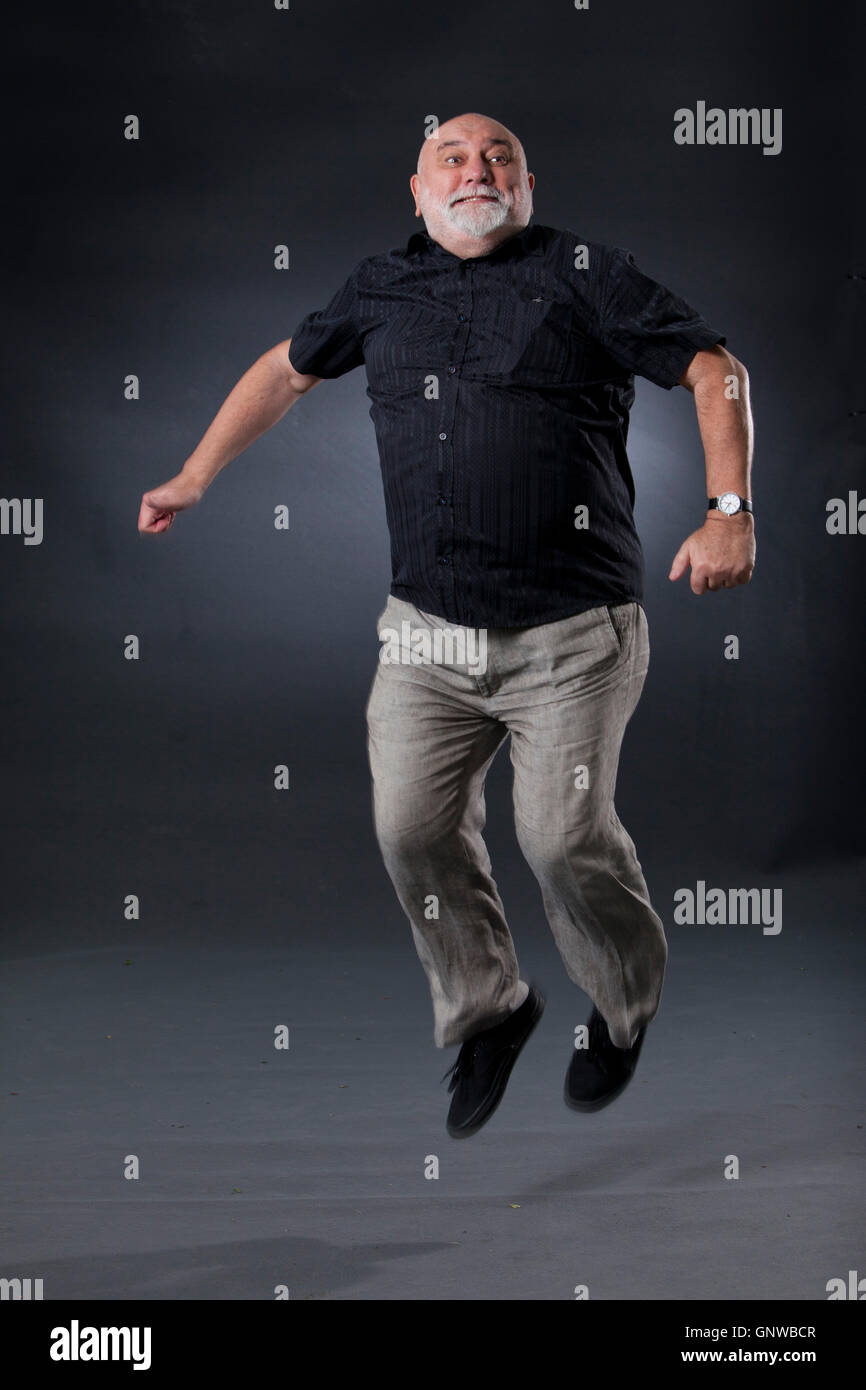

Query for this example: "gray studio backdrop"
[4,0,863,959]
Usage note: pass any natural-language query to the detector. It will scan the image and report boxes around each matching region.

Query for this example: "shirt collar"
[406,217,541,264]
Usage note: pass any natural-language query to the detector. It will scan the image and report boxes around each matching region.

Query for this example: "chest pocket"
[496,288,584,385]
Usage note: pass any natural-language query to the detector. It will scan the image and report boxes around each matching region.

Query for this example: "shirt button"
[437,495,448,506]
[448,365,456,373]
[437,556,451,566]
[457,313,466,321]
[438,432,447,441]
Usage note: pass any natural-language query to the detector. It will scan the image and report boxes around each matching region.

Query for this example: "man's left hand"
[668,514,756,594]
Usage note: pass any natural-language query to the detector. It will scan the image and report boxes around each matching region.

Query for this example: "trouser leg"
[506,602,667,1049]
[365,605,528,1047]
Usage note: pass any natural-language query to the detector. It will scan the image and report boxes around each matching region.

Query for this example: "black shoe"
[564,1005,646,1113]
[442,983,545,1139]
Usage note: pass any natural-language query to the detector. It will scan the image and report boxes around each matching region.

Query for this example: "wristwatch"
[708,492,753,516]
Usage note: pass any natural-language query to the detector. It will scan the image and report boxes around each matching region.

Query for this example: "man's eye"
[443,153,509,164]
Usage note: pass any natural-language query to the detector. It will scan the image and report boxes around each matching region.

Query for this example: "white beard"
[423,190,513,240]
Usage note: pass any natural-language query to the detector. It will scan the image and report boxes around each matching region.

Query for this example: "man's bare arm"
[678,343,753,501]
[669,345,756,593]
[137,340,322,534]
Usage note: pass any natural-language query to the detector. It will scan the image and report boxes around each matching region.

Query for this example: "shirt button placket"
[436,259,473,620]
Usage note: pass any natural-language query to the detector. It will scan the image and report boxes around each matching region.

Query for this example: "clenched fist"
[137,475,205,535]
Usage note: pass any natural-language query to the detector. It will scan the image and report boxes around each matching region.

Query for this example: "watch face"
[719,492,741,514]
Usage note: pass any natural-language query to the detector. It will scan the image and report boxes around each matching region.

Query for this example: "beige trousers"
[365,594,668,1050]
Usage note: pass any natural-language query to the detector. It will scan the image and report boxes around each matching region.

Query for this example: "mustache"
[447,189,506,206]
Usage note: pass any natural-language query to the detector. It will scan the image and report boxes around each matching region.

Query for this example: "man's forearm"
[668,347,756,589]
[691,350,754,506]
[180,343,311,491]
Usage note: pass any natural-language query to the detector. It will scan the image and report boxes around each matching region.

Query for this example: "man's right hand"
[137,474,205,535]
[137,340,321,536]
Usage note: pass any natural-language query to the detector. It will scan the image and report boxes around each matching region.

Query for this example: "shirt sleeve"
[598,247,726,389]
[287,265,366,379]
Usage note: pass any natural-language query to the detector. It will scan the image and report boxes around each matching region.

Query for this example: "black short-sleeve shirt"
[288,220,725,627]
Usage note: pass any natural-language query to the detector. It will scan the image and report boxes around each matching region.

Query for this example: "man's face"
[410,121,535,251]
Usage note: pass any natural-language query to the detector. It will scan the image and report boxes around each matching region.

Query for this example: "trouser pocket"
[604,602,637,657]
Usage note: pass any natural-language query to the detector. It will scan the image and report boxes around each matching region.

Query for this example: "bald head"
[415,112,529,177]
[410,112,535,259]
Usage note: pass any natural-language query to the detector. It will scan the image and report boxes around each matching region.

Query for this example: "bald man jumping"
[139,112,755,1139]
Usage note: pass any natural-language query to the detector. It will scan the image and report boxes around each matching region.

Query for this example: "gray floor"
[2,801,863,1300]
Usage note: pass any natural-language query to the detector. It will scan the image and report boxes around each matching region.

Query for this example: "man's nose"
[461,162,494,182]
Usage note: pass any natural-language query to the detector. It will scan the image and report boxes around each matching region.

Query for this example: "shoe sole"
[563,1026,646,1113]
[447,985,546,1139]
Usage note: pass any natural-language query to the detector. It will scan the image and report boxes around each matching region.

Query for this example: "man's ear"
[409,173,421,216]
